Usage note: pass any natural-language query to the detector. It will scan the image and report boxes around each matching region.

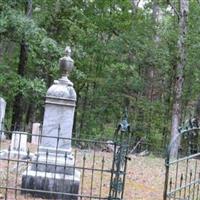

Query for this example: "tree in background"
[1,0,200,153]
[11,0,32,132]
[167,0,189,157]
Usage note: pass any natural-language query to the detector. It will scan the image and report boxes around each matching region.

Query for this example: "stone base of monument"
[0,149,33,159]
[30,153,75,173]
[21,168,80,199]
[21,153,80,199]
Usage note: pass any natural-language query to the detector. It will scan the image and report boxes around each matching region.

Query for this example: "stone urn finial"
[65,46,71,57]
[59,46,74,77]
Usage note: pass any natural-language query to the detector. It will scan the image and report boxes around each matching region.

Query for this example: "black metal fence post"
[109,109,131,200]
[163,152,170,200]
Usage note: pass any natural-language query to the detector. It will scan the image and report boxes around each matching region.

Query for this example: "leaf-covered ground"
[0,140,166,200]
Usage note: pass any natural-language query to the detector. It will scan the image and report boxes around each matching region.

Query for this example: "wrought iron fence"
[0,124,130,200]
[163,119,200,200]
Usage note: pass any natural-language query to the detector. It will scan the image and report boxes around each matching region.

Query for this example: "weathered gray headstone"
[22,47,80,199]
[11,132,27,152]
[0,97,6,140]
[31,123,41,145]
[9,131,28,158]
[0,131,32,159]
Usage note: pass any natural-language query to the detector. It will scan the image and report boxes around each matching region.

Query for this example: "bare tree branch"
[130,0,141,13]
[167,0,180,18]
[136,0,141,8]
[26,0,32,17]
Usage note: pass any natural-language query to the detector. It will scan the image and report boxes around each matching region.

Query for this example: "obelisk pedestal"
[21,47,80,199]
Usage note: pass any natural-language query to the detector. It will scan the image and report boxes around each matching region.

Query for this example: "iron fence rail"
[0,128,130,200]
[168,152,200,165]
[163,120,200,200]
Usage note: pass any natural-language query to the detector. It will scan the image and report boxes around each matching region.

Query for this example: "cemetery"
[0,46,199,200]
[0,0,200,200]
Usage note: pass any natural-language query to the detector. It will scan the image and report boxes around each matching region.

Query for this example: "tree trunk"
[170,0,189,158]
[130,0,140,13]
[73,91,80,137]
[11,40,28,132]
[79,84,89,135]
[162,62,176,148]
[11,1,32,133]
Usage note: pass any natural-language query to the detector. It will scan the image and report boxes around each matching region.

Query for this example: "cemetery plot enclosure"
[0,130,129,200]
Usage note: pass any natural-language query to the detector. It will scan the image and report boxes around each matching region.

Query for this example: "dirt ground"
[0,140,166,200]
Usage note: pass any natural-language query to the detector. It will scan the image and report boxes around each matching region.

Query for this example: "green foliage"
[0,0,200,152]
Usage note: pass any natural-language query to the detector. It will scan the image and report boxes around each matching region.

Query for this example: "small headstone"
[0,97,6,140]
[31,123,41,145]
[11,131,27,153]
[1,132,28,159]
[0,131,32,159]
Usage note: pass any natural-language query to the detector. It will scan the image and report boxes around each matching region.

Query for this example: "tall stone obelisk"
[22,47,80,199]
[40,46,76,154]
